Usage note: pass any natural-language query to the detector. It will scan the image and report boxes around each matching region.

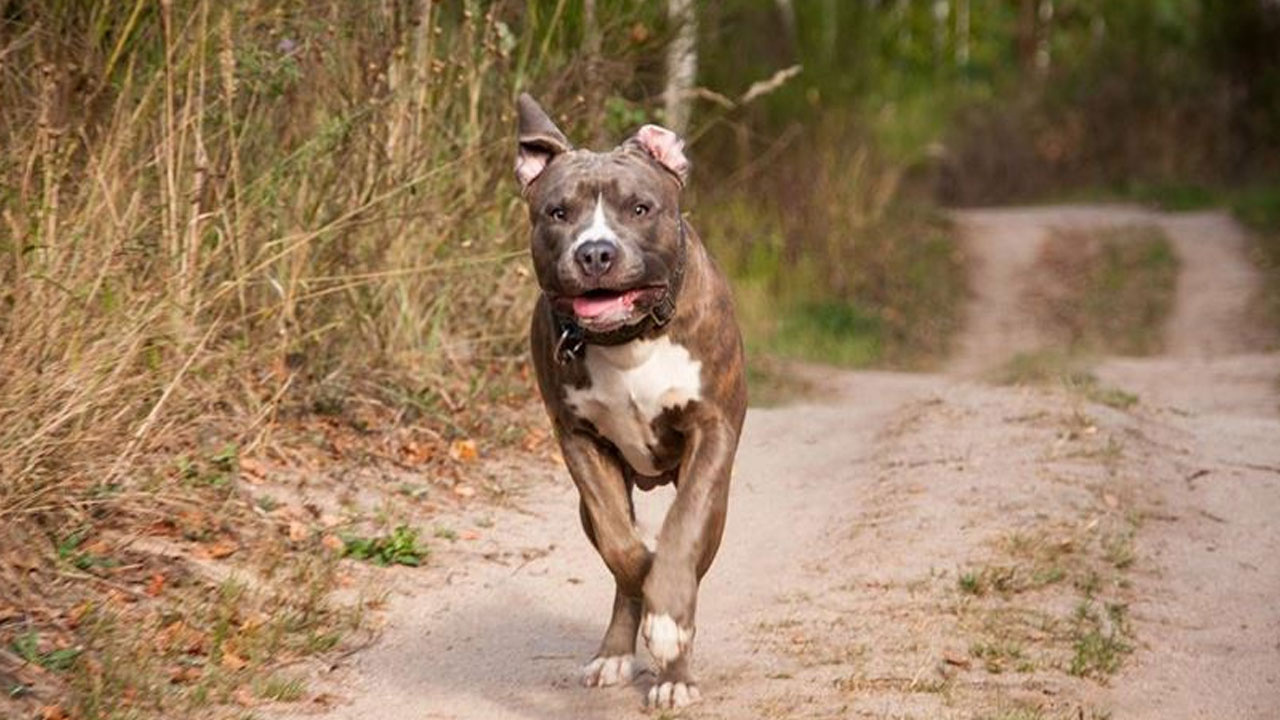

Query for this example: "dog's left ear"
[516,93,572,192]
[628,124,690,187]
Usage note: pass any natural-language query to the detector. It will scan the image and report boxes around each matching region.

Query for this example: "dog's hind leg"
[561,431,653,687]
[581,586,643,687]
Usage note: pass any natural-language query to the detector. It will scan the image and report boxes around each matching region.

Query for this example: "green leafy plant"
[342,525,428,567]
[11,631,82,672]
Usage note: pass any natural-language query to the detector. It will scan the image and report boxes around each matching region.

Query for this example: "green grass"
[969,639,1033,674]
[993,351,1139,410]
[1232,183,1280,339]
[1029,224,1180,356]
[342,525,429,567]
[11,631,82,672]
[254,674,307,702]
[1069,602,1133,678]
[770,302,884,367]
[705,196,966,372]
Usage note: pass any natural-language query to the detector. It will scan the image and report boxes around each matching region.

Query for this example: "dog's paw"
[580,654,635,687]
[647,680,701,709]
[641,613,693,667]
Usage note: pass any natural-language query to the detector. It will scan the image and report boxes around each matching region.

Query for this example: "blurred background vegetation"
[1,0,1278,715]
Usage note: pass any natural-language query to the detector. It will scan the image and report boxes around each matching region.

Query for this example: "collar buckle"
[554,323,585,365]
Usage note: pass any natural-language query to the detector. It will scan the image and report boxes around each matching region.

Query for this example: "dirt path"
[274,207,1280,719]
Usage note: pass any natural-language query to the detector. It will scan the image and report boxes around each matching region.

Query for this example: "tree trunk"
[664,0,698,135]
[583,0,606,145]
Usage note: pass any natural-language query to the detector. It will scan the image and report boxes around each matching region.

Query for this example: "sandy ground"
[272,206,1280,719]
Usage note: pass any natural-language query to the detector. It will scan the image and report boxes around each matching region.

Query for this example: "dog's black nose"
[574,239,617,277]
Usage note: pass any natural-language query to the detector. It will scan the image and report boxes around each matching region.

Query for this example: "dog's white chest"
[564,337,702,475]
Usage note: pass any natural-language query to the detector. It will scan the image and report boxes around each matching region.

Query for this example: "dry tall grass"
[0,0,670,713]
[0,4,679,707]
[0,1,592,541]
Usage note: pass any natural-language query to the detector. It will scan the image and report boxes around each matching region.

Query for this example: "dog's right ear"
[515,94,571,193]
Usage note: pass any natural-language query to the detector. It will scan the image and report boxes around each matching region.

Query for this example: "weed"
[342,525,428,567]
[254,674,307,702]
[994,351,1139,411]
[1069,602,1133,678]
[11,632,82,672]
[969,639,1032,673]
[433,526,459,541]
[1027,225,1180,356]
[1103,531,1137,570]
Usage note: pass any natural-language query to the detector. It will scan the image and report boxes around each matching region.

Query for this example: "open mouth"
[558,286,666,325]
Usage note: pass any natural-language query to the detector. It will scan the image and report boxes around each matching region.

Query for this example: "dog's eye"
[548,206,568,222]
[633,203,650,217]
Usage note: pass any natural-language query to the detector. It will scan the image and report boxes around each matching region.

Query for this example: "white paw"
[647,680,701,709]
[580,654,635,687]
[641,613,692,667]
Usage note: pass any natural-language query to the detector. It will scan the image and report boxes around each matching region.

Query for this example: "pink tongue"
[573,292,630,319]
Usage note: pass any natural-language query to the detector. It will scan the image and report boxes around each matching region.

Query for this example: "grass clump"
[969,639,1032,674]
[1233,183,1280,339]
[254,674,308,702]
[1069,602,1133,678]
[10,631,82,672]
[342,525,428,567]
[1027,225,1180,356]
[994,350,1139,410]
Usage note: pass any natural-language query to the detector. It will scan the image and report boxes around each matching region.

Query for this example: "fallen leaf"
[64,601,92,628]
[459,530,480,541]
[39,705,67,720]
[400,439,433,464]
[321,534,344,553]
[449,438,478,463]
[238,456,268,484]
[168,665,202,684]
[942,650,972,668]
[288,521,311,543]
[195,538,239,560]
[233,686,257,707]
[221,651,248,671]
[452,484,476,499]
[1103,493,1119,509]
[144,573,166,597]
[521,428,547,453]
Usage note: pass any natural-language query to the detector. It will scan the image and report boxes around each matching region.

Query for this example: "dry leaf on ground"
[449,438,478,462]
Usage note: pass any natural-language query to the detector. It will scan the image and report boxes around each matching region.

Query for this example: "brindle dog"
[515,94,747,710]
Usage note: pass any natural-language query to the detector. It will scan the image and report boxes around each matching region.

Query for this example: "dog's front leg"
[560,429,653,687]
[641,407,738,708]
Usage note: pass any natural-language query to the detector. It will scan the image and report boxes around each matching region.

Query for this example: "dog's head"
[515,94,690,335]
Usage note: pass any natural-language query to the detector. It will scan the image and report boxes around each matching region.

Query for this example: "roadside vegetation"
[1027,225,1180,356]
